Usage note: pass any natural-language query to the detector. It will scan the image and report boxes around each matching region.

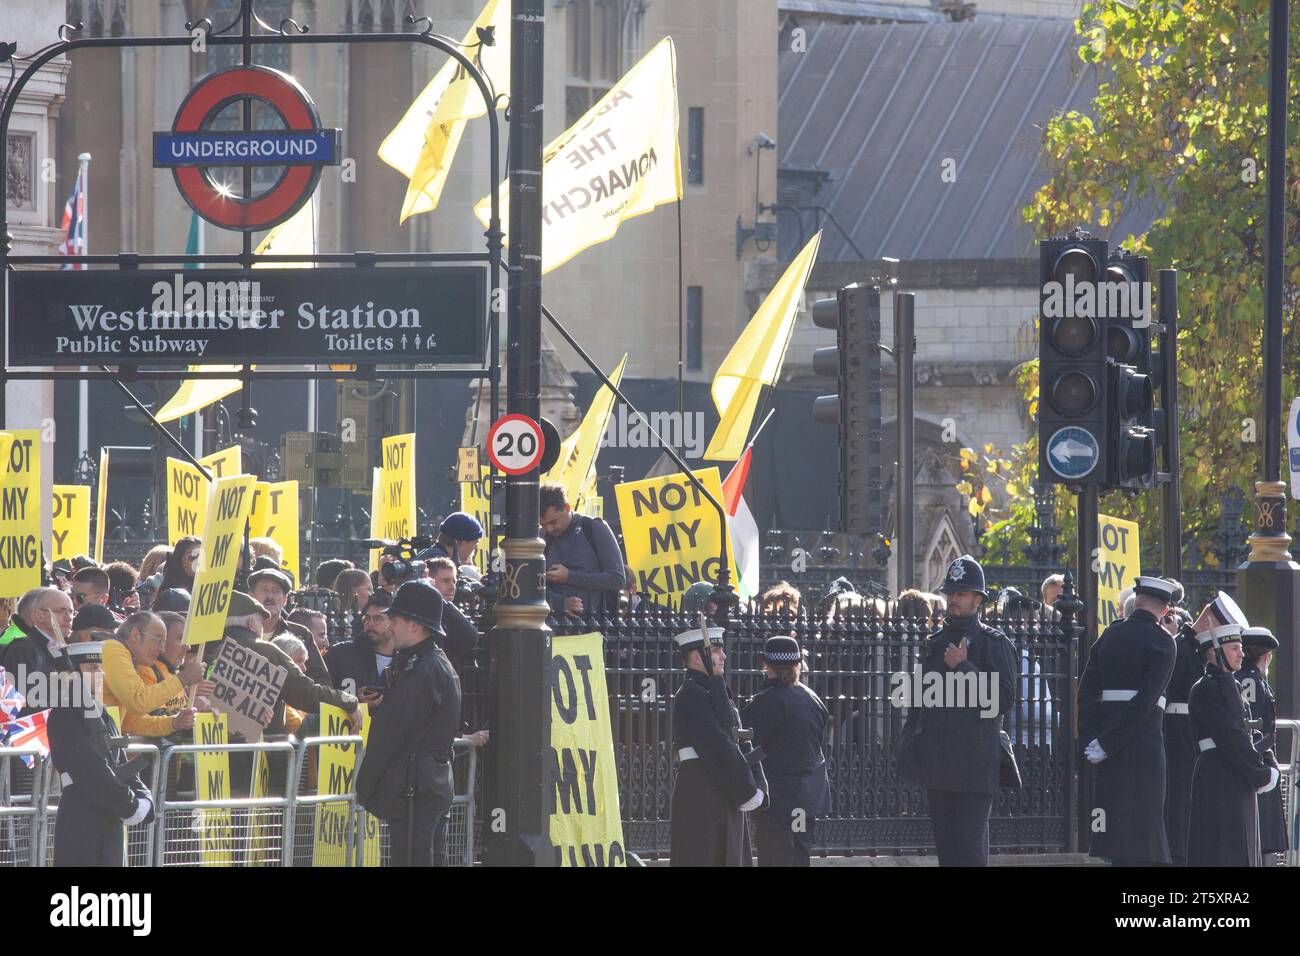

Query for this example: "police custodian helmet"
[939,555,988,597]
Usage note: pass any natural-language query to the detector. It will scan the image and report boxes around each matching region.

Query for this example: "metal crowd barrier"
[13,734,481,866]
[0,746,51,867]
[1276,718,1298,867]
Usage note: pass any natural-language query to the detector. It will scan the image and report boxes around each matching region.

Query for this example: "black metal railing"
[450,595,1077,859]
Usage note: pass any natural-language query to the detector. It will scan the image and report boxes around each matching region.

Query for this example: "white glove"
[738,788,765,812]
[1084,739,1107,764]
[1257,766,1280,795]
[123,796,152,827]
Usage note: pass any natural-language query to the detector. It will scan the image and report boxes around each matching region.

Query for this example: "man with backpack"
[539,483,626,619]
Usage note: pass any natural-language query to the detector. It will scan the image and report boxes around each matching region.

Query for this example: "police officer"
[740,636,830,867]
[356,581,462,867]
[1236,626,1287,858]
[47,641,155,866]
[898,555,1017,866]
[1187,624,1278,866]
[1079,576,1176,866]
[1165,591,1246,865]
[669,624,765,867]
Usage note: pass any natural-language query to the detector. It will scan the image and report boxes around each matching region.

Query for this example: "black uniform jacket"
[1188,664,1274,866]
[670,668,757,867]
[1163,624,1200,865]
[356,636,461,822]
[1078,608,1175,863]
[899,615,1017,794]
[1236,662,1287,854]
[741,677,831,818]
[48,705,153,867]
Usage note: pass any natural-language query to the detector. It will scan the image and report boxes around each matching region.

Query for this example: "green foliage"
[1016,0,1300,565]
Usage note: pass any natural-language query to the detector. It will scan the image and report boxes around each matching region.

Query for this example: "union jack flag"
[3,711,49,769]
[0,667,25,722]
[56,165,87,269]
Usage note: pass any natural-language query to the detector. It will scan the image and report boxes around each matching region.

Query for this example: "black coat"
[1188,664,1274,866]
[325,639,388,695]
[1163,624,1200,865]
[438,601,479,668]
[48,706,153,867]
[356,637,461,822]
[1236,662,1287,854]
[741,677,831,819]
[670,669,757,867]
[2,631,60,715]
[898,615,1017,794]
[1078,608,1175,863]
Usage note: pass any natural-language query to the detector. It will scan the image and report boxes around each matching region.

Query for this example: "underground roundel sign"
[154,66,340,232]
[487,414,546,475]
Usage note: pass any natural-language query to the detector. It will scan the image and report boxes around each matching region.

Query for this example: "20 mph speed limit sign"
[487,414,546,475]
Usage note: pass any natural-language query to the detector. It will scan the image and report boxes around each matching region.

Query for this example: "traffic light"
[1038,233,1109,486]
[1105,250,1157,489]
[812,283,882,535]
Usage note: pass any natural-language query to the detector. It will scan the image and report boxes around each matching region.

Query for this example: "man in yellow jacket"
[102,610,210,734]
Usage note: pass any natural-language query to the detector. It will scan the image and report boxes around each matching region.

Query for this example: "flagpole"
[77,153,91,468]
[676,197,684,454]
[194,214,205,458]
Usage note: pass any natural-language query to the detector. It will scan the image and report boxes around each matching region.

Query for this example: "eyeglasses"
[362,614,389,624]
[42,606,73,618]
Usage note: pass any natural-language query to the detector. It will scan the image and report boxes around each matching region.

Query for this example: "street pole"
[1238,0,1300,716]
[894,291,915,590]
[1075,482,1099,850]
[1158,270,1182,576]
[484,0,553,867]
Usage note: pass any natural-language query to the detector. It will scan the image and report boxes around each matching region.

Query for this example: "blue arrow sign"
[1046,426,1100,480]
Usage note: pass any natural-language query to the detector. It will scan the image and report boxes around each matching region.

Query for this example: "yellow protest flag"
[380,434,417,543]
[1097,514,1141,628]
[94,446,108,562]
[614,467,738,608]
[253,192,316,267]
[155,367,244,424]
[474,36,683,273]
[0,432,40,599]
[544,354,626,503]
[550,633,626,866]
[381,0,510,221]
[50,485,91,562]
[195,713,234,866]
[703,231,821,461]
[184,474,257,647]
[250,480,300,584]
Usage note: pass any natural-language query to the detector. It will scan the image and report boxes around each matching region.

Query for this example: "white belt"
[1101,690,1166,709]
[677,746,698,762]
[60,772,73,788]
[1199,738,1217,752]
[1165,702,1189,715]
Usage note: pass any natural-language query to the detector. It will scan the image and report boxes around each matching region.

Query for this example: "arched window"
[923,514,963,593]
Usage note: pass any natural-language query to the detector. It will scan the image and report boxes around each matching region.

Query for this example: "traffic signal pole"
[485,0,553,867]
